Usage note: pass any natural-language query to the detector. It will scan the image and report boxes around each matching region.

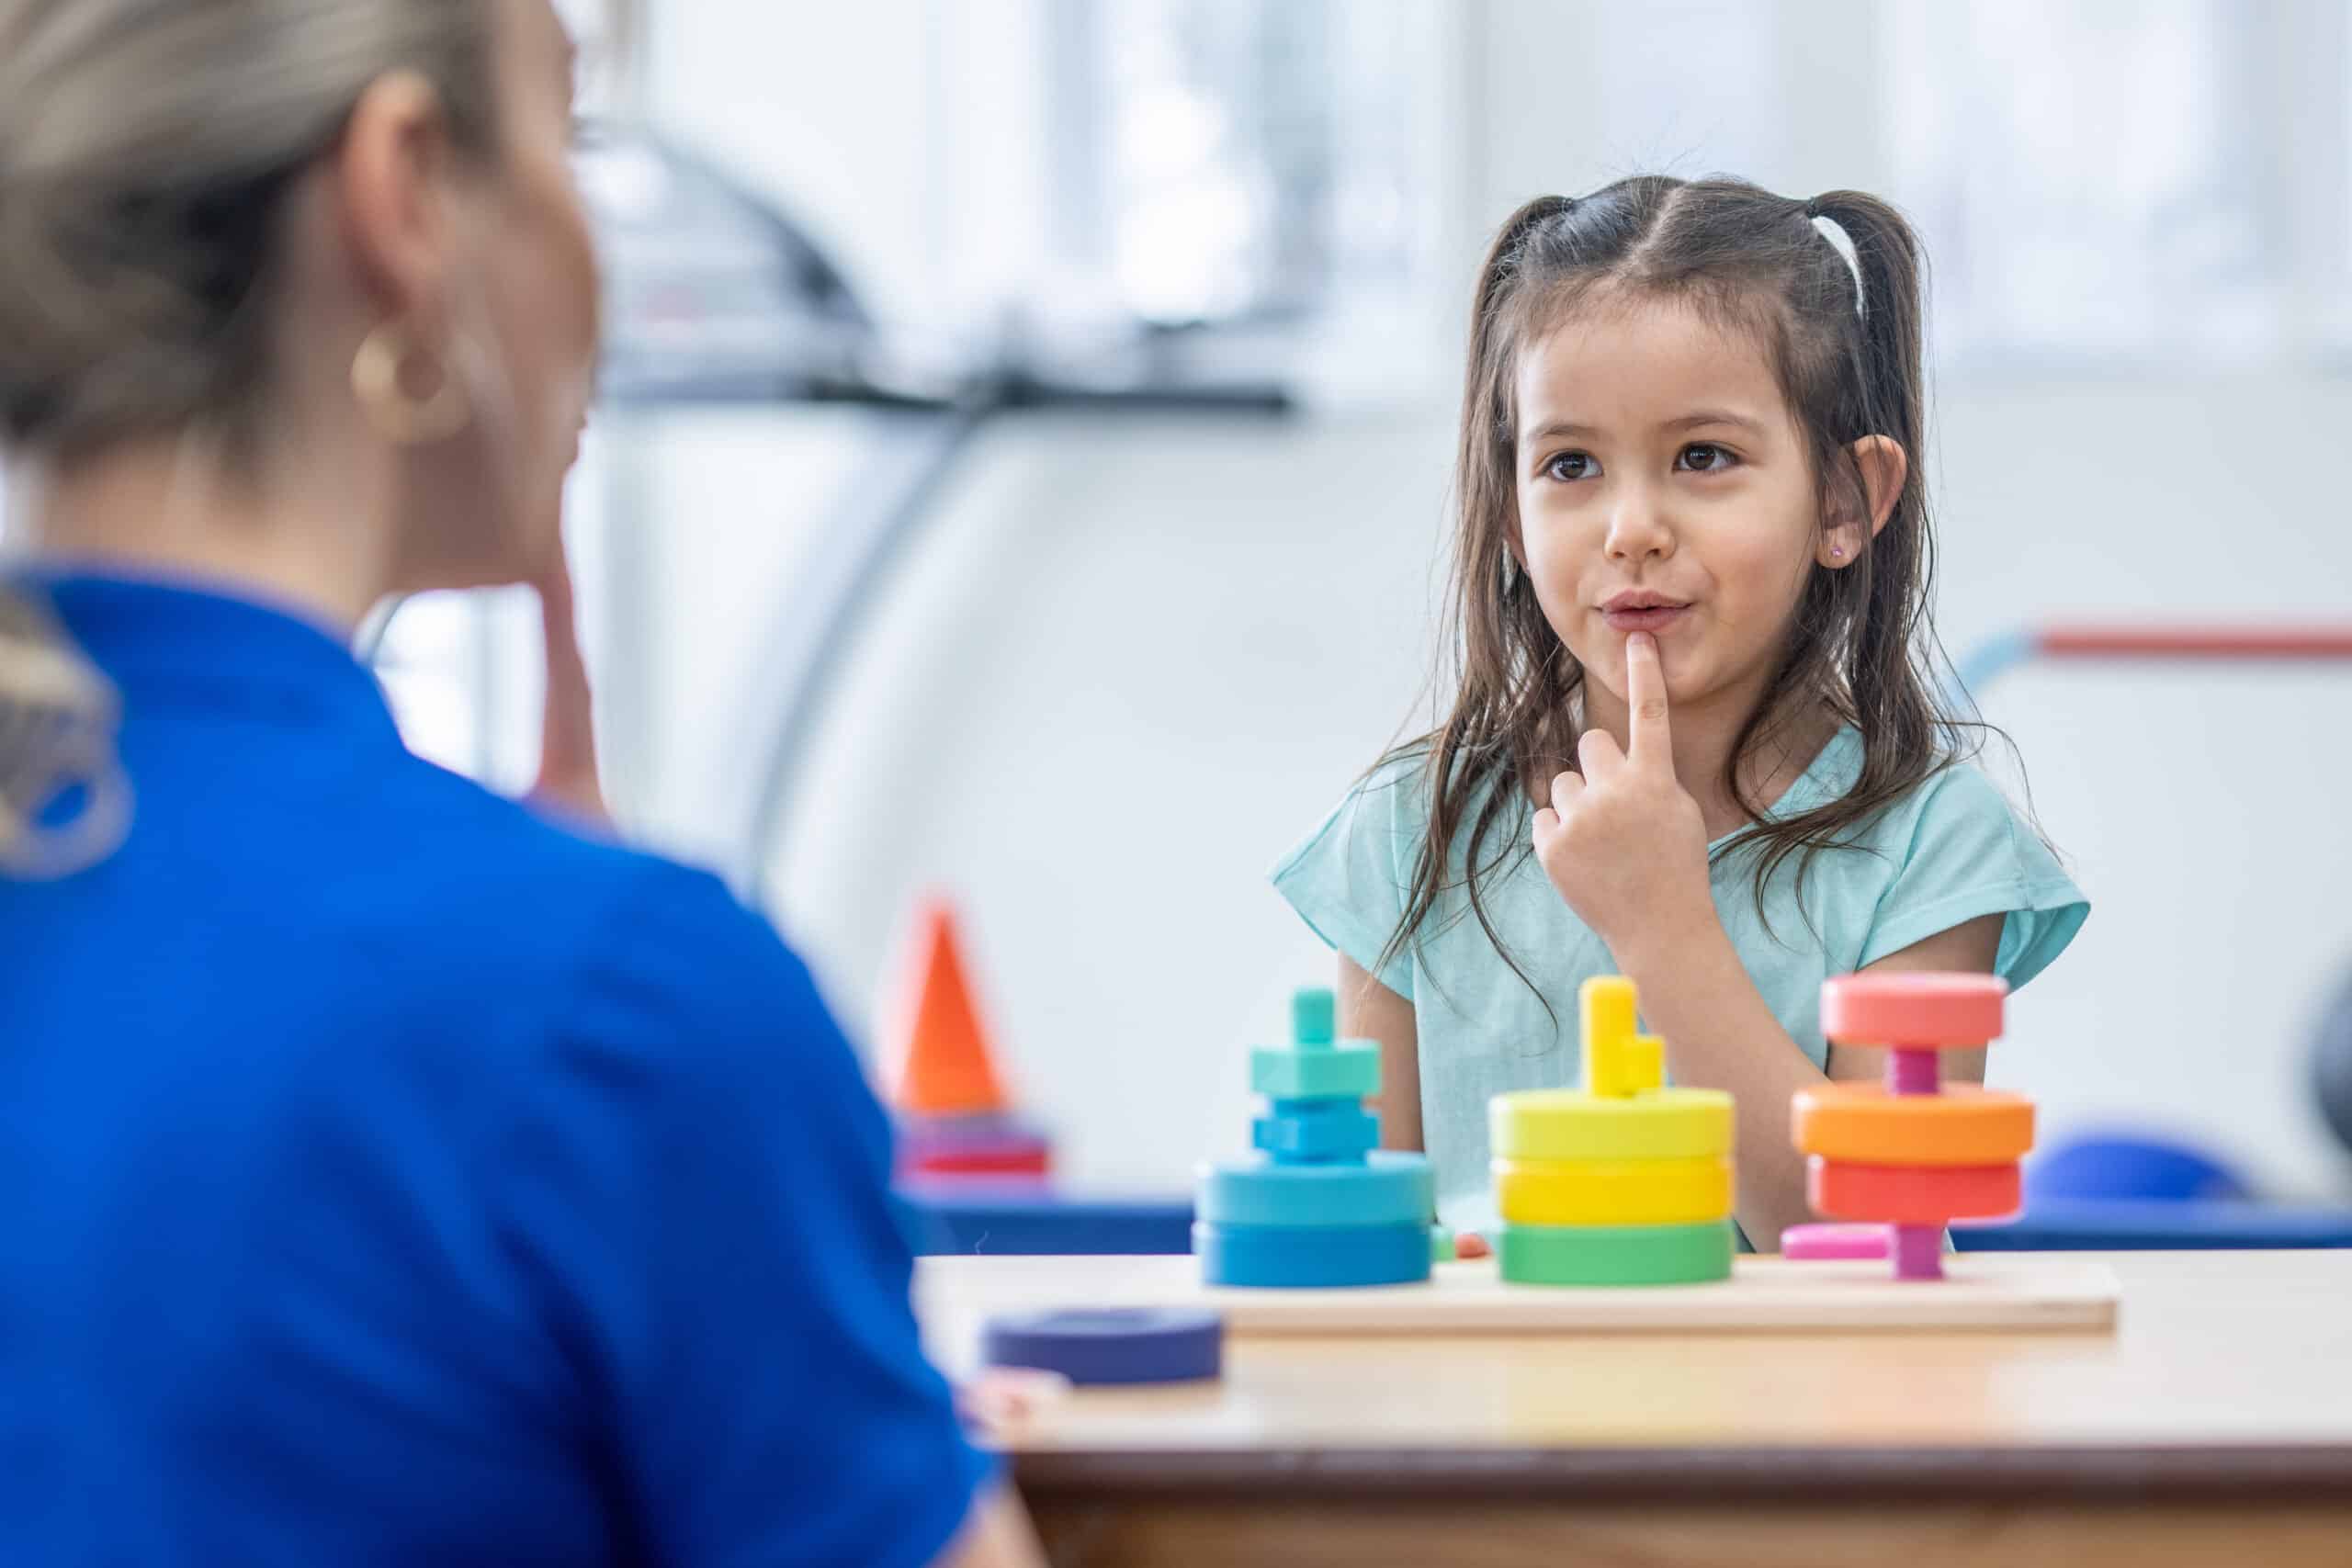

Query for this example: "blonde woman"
[0,4,1036,1564]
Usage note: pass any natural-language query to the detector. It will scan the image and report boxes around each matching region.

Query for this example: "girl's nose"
[1603,487,1676,562]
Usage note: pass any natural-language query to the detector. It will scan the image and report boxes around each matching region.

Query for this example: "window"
[1886,0,2280,367]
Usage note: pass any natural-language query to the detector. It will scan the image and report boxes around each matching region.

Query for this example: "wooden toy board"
[925,1253,2120,1337]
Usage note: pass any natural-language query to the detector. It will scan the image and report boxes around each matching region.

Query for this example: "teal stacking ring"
[1196,1150,1432,1228]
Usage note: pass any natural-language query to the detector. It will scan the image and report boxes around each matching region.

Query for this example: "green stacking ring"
[1498,1220,1736,1287]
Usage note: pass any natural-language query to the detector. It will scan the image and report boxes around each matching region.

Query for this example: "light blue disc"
[1194,1221,1432,1288]
[1195,1150,1432,1227]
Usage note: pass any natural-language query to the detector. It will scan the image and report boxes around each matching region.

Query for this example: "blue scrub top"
[0,574,992,1567]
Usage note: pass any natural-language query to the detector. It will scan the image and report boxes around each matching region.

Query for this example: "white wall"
[603,0,2352,1200]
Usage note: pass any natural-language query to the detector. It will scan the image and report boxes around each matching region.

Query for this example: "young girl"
[1273,176,2087,1250]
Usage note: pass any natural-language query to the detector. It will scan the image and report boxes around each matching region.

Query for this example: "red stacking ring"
[1807,1158,2021,1225]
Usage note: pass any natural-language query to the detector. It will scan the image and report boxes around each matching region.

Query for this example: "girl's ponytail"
[1804,190,1927,472]
[1802,189,1937,800]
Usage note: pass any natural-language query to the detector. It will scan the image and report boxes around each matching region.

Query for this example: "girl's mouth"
[1600,597,1690,634]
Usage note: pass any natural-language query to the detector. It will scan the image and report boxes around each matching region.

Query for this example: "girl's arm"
[1341,956,1495,1258]
[1338,954,1422,1152]
[1621,912,2000,1247]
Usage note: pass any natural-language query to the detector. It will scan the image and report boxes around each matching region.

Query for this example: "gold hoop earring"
[352,321,471,445]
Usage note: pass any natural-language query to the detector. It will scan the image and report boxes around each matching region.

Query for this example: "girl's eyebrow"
[1522,410,1766,446]
[1524,418,1600,445]
[1663,409,1767,435]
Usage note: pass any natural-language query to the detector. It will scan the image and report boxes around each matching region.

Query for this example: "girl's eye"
[1678,443,1738,473]
[1545,451,1600,482]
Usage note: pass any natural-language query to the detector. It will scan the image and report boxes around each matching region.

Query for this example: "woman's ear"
[334,70,459,328]
[1817,434,1907,570]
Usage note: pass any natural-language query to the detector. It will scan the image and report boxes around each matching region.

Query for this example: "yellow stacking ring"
[1792,1083,2035,1168]
[1493,1155,1735,1226]
[1489,1088,1734,1163]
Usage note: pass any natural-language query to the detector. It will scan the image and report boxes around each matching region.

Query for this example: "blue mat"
[897,1187,1193,1256]
[1954,1200,2352,1251]
[901,1190,2352,1256]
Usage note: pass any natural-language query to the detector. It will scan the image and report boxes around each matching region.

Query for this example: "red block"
[1806,1157,2021,1224]
[902,1146,1053,1178]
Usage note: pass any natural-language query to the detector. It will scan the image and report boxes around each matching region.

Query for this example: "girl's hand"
[528,531,606,825]
[1532,632,1713,962]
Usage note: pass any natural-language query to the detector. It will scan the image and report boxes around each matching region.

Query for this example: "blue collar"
[23,570,406,752]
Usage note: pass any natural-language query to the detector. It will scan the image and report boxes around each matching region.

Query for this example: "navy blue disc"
[980,1307,1224,1385]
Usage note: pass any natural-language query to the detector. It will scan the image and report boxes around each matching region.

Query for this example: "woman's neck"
[17,431,395,635]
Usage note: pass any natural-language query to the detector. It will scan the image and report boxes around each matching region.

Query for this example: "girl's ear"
[1817,434,1907,570]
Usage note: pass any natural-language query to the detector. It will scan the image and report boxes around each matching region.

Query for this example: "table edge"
[1011,1444,2352,1502]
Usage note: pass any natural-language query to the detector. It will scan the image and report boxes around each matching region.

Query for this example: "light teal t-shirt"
[1270,729,2089,1234]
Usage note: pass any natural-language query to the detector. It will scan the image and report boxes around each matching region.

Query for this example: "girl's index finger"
[1625,632,1672,768]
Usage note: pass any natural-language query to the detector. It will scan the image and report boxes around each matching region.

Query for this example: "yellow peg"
[1580,976,1663,1100]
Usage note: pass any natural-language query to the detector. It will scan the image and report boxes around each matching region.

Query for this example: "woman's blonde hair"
[0,0,528,877]
[0,590,130,876]
[0,0,503,458]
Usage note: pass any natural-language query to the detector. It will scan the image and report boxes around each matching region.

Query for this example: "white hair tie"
[1810,214,1866,320]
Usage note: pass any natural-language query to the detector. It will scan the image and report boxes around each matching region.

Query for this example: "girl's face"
[1510,297,1844,727]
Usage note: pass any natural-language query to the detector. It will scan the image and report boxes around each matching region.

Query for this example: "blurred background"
[373,0,2352,1204]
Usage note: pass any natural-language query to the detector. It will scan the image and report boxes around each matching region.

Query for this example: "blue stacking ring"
[1252,1101,1381,1162]
[981,1308,1224,1385]
[1198,1150,1431,1227]
[1195,1221,1432,1287]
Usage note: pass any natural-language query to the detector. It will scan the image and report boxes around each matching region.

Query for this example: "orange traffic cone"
[881,896,1012,1117]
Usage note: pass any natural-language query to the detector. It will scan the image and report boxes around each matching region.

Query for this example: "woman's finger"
[531,536,605,821]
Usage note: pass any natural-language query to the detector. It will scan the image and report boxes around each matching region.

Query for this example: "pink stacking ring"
[1821,972,2007,1046]
[1781,1223,1891,1261]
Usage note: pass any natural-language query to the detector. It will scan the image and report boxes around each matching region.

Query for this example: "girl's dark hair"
[1375,175,1968,997]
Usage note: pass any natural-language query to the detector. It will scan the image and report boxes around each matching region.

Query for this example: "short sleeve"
[1858,765,2089,989]
[500,863,993,1568]
[1271,759,1423,998]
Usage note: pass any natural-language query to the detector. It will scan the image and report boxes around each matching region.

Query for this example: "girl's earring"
[1830,544,1848,561]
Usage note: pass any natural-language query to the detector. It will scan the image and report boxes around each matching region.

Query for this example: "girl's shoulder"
[1272,747,1431,891]
[1850,743,2045,860]
[1271,744,1535,998]
[1770,728,2036,852]
[1810,738,2088,986]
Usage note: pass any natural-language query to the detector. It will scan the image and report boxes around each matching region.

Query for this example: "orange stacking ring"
[1820,972,2007,1047]
[1807,1158,2022,1224]
[1792,1084,2035,1167]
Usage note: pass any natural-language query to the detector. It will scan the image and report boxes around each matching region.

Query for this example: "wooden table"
[918,1251,2352,1566]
